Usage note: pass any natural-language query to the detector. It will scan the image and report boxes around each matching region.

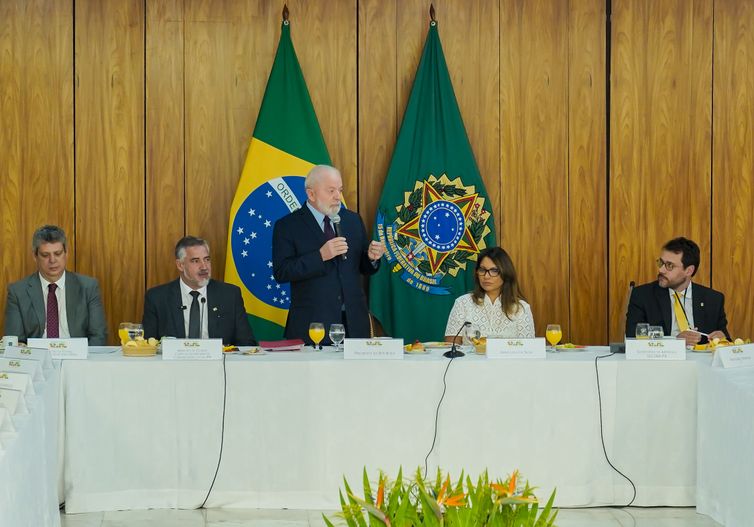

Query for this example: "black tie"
[323,216,336,240]
[188,290,201,338]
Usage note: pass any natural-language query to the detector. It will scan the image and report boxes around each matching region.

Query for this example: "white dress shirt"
[445,293,535,338]
[179,279,209,339]
[39,271,70,338]
[669,283,695,337]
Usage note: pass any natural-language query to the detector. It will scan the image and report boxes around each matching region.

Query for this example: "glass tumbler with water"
[329,323,345,352]
[648,325,665,339]
[635,323,650,339]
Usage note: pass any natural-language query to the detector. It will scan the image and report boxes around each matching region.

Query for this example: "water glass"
[648,325,665,339]
[635,323,650,339]
[329,323,345,352]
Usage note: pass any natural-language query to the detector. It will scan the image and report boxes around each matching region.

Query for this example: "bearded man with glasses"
[625,237,729,345]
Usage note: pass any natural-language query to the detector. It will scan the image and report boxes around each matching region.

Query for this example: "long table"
[696,361,754,527]
[0,363,61,527]
[59,348,706,513]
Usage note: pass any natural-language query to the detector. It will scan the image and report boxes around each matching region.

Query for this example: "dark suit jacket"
[625,280,729,342]
[4,271,108,345]
[272,205,379,342]
[142,278,256,345]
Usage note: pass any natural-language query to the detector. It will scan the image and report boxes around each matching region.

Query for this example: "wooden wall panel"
[568,0,607,344]
[610,0,712,341]
[184,0,273,284]
[146,0,185,289]
[712,0,754,339]
[75,0,145,342]
[358,0,397,232]
[0,0,73,332]
[291,0,358,208]
[501,0,570,339]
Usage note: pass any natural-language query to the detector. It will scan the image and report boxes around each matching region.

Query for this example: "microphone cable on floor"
[199,352,228,509]
[595,351,637,507]
[423,355,456,480]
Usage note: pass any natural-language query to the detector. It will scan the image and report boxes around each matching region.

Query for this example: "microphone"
[610,280,636,353]
[444,321,470,358]
[200,297,206,339]
[330,214,347,260]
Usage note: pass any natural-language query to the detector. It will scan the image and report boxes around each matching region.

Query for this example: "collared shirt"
[669,282,695,337]
[39,271,70,338]
[445,293,535,338]
[179,279,209,339]
[306,201,329,232]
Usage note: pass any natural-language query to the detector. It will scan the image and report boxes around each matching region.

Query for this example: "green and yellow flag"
[369,21,496,342]
[225,19,330,341]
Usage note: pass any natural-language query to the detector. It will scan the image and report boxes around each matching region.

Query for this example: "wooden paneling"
[75,0,145,342]
[0,0,73,332]
[569,0,607,344]
[146,0,185,288]
[713,0,754,339]
[5,0,754,344]
[358,0,397,233]
[610,0,712,341]
[501,0,570,339]
[184,0,274,283]
[291,0,357,208]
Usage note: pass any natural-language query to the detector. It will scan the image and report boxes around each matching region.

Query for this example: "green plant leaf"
[363,467,374,506]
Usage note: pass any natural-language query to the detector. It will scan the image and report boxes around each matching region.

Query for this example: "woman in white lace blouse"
[444,246,535,341]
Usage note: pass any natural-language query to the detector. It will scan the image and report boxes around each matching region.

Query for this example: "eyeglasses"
[477,267,501,277]
[656,258,679,272]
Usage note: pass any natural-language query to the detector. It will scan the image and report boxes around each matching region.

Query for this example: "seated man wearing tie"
[625,237,729,345]
[272,165,386,343]
[4,225,108,345]
[142,236,256,345]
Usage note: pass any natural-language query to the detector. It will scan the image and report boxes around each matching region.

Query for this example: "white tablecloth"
[696,360,754,527]
[60,348,704,513]
[0,366,61,527]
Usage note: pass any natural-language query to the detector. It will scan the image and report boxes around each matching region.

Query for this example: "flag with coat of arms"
[369,18,497,343]
[224,14,330,341]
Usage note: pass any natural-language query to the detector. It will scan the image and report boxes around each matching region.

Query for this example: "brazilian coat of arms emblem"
[375,174,493,295]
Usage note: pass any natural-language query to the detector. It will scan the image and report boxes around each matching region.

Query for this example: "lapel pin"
[212,307,218,312]
[700,302,704,307]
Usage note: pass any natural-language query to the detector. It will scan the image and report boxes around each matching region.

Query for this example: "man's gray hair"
[32,225,68,254]
[305,165,340,189]
[175,236,210,260]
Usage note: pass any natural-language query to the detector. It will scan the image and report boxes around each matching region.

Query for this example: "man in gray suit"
[4,225,108,345]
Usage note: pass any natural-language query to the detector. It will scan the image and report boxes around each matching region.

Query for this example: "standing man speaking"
[272,165,385,342]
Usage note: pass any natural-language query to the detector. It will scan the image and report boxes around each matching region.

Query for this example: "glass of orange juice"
[309,322,325,351]
[546,324,562,352]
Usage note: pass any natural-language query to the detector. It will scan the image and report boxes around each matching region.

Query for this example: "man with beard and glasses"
[272,165,386,343]
[142,236,255,345]
[625,237,729,345]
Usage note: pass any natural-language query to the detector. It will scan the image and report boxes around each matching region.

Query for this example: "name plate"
[344,338,404,360]
[28,338,89,360]
[713,343,754,369]
[3,346,53,370]
[0,371,34,395]
[162,339,222,361]
[0,388,27,415]
[0,408,16,434]
[0,358,43,382]
[486,338,546,359]
[625,338,686,360]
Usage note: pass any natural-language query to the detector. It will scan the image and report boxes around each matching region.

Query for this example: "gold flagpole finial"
[282,4,289,24]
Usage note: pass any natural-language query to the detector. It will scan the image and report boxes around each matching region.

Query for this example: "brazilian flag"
[225,19,330,341]
[369,21,497,343]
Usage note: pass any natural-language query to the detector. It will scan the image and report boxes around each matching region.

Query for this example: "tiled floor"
[60,507,722,527]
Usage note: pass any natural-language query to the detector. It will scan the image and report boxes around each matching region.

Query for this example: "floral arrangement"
[324,467,557,527]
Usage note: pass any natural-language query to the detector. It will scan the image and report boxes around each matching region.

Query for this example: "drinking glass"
[309,322,325,351]
[329,323,346,352]
[546,324,562,351]
[635,323,650,339]
[648,325,665,339]
[118,322,143,344]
